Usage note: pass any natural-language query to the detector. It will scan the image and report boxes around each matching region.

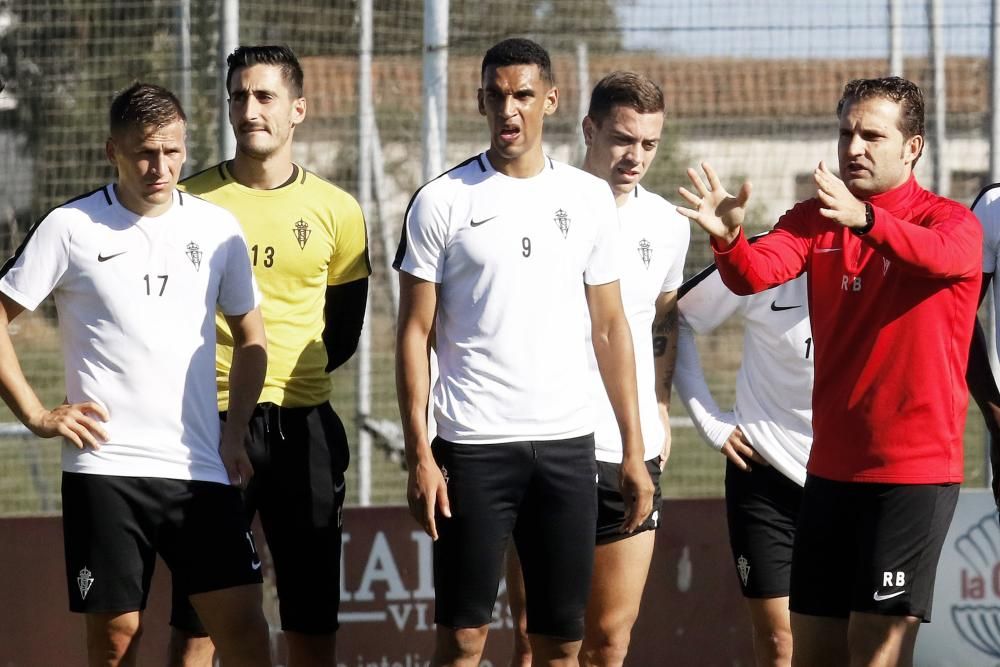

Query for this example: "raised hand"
[677,162,752,243]
[814,161,867,229]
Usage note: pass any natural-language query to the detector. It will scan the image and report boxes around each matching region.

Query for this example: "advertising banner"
[916,489,1000,667]
[0,501,753,665]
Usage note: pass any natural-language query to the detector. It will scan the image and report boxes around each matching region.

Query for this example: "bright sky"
[617,0,992,58]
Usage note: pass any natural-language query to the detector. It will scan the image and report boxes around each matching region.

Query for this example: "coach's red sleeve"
[711,202,815,295]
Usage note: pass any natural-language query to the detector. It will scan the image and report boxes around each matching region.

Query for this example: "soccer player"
[394,39,653,666]
[678,77,981,666]
[167,46,370,667]
[0,83,270,666]
[505,71,688,667]
[966,187,1000,508]
[675,265,811,667]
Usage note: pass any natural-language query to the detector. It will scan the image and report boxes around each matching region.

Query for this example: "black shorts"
[171,402,349,635]
[724,459,803,598]
[595,458,662,545]
[62,472,261,614]
[789,475,959,621]
[431,434,597,640]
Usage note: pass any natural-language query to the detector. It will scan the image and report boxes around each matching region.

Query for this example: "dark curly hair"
[481,38,553,85]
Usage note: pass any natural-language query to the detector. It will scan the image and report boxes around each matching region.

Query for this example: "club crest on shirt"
[554,209,571,238]
[77,566,94,600]
[638,238,652,268]
[293,218,312,250]
[185,241,202,271]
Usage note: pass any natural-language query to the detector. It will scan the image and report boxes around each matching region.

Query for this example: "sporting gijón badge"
[638,238,652,268]
[554,209,571,238]
[77,566,95,600]
[294,219,311,249]
[185,241,202,271]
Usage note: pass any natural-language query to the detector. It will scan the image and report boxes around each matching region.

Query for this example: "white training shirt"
[973,184,1000,361]
[395,153,620,444]
[0,185,260,483]
[588,184,690,463]
[675,265,813,486]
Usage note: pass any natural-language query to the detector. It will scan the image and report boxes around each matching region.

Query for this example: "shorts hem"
[595,522,659,546]
[70,603,144,615]
[434,617,494,630]
[743,589,791,600]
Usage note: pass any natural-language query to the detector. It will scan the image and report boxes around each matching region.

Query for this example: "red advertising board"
[0,501,752,665]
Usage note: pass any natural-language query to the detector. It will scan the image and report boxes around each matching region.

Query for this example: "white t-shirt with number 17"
[0,185,260,484]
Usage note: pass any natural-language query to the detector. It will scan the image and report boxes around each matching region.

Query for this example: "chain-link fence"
[0,0,993,514]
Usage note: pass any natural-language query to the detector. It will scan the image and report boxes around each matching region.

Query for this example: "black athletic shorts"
[431,434,598,640]
[724,459,803,598]
[171,402,349,635]
[62,472,261,614]
[789,474,959,621]
[595,458,662,545]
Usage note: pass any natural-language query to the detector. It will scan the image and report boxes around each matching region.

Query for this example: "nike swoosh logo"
[470,216,497,227]
[814,247,842,254]
[97,251,128,262]
[251,560,262,571]
[873,589,906,601]
[334,480,346,494]
[770,302,802,312]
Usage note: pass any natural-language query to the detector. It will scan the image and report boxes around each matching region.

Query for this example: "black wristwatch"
[854,202,875,235]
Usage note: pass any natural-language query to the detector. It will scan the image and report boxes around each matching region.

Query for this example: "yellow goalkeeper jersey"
[181,162,370,409]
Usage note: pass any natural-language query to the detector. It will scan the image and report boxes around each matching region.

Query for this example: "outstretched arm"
[396,271,449,540]
[676,162,752,245]
[586,280,653,533]
[221,308,267,487]
[0,292,109,448]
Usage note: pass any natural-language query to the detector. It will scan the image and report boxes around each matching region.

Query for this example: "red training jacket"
[713,175,981,483]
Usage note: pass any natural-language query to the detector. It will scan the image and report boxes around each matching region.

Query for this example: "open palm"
[677,162,752,242]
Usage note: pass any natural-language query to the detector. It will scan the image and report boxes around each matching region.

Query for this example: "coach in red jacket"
[678,77,981,667]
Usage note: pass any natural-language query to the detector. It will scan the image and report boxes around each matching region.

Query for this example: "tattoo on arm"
[652,307,678,357]
[653,303,679,398]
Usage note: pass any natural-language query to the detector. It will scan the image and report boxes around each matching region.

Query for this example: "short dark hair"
[837,76,924,140]
[587,71,664,125]
[481,38,553,84]
[226,45,304,98]
[109,83,186,137]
